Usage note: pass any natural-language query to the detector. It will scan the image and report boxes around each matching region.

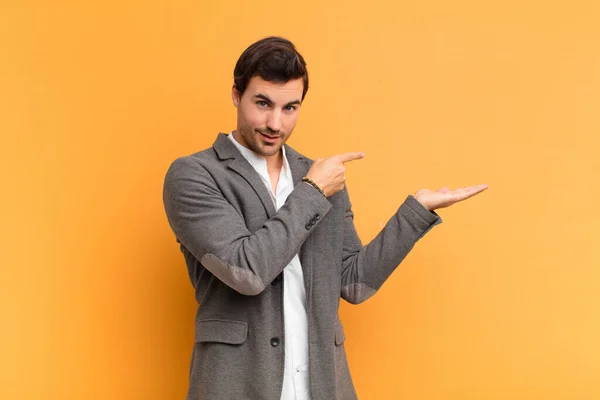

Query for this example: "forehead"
[244,76,303,103]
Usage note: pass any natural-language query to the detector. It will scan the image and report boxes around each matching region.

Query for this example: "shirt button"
[270,337,280,347]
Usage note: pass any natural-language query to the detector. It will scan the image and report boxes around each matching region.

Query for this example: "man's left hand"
[414,184,488,211]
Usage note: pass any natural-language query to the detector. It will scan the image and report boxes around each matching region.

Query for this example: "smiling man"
[163,36,487,400]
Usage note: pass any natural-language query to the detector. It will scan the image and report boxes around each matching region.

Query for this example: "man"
[163,36,487,400]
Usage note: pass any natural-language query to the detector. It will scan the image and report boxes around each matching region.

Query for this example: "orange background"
[2,0,600,398]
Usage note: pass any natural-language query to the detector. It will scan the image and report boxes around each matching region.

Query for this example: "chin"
[258,147,282,157]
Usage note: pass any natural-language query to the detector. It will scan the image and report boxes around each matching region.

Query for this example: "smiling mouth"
[258,131,280,140]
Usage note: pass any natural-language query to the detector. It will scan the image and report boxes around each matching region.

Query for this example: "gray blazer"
[163,133,442,400]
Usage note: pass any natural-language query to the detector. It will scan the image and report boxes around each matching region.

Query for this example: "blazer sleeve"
[339,188,442,304]
[163,156,332,296]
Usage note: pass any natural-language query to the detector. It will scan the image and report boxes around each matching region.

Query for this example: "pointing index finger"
[337,152,365,163]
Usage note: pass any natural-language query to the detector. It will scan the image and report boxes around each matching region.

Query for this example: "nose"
[266,109,282,133]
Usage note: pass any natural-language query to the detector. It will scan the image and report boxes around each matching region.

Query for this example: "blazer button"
[271,275,281,285]
[270,337,280,347]
[305,223,311,230]
[315,213,320,220]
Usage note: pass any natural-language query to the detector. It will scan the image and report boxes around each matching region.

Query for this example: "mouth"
[258,131,280,144]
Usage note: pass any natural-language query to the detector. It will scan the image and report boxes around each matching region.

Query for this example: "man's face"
[232,76,303,160]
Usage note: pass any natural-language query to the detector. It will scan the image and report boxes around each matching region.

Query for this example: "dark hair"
[233,36,309,101]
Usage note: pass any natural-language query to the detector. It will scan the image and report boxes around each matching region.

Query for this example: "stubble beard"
[238,123,287,158]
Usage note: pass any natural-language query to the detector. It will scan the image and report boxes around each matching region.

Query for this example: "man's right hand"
[305,152,364,197]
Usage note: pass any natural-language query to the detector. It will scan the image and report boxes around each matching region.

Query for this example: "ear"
[232,85,241,108]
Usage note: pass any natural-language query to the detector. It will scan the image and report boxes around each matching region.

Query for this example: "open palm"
[414,184,488,211]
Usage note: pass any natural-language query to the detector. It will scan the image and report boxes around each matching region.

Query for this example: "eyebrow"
[254,93,301,108]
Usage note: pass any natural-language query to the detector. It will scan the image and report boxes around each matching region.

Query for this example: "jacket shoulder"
[167,146,219,170]
[285,144,314,164]
[163,147,225,190]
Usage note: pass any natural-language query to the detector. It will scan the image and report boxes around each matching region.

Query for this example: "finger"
[337,152,365,163]
[462,184,488,195]
[451,185,488,201]
[462,184,488,190]
[454,184,488,194]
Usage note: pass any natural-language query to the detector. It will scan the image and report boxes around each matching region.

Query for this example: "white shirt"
[228,132,311,400]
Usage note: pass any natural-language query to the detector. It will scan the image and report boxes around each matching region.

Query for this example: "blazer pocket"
[195,319,248,345]
[334,321,346,346]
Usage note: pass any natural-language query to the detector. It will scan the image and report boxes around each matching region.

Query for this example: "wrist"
[302,177,326,198]
[414,195,432,212]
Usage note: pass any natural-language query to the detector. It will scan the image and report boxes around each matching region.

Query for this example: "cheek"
[241,106,265,129]
[283,114,299,132]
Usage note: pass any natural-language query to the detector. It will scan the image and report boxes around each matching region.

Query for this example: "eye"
[284,105,297,112]
[257,101,269,108]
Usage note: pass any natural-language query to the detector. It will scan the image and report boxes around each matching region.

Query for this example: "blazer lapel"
[212,133,276,217]
[284,144,311,186]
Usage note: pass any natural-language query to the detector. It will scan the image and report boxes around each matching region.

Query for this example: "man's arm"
[163,156,331,296]
[338,181,488,304]
[339,190,442,304]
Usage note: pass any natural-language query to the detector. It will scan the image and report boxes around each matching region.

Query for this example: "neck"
[265,151,283,172]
